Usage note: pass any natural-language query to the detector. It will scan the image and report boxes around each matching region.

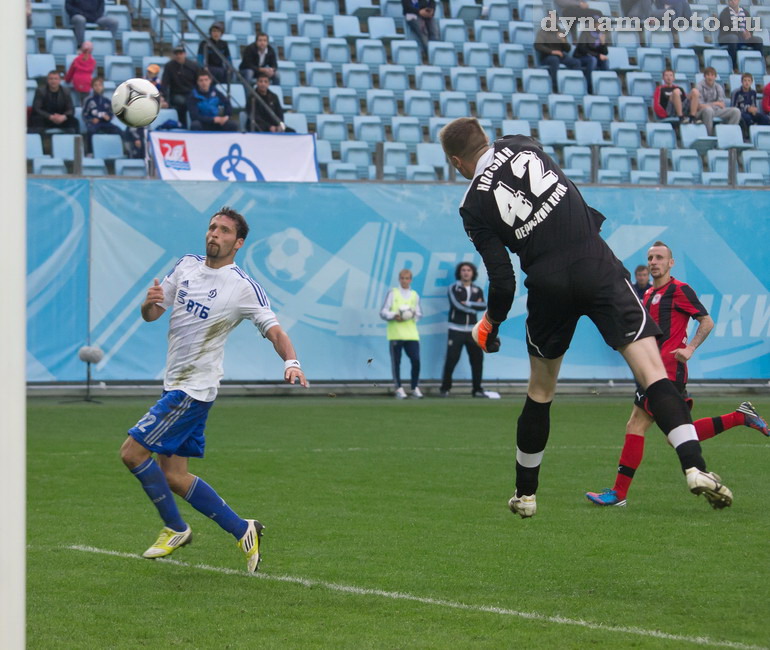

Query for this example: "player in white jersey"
[119,207,307,572]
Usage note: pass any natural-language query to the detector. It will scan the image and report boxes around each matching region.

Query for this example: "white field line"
[64,544,765,650]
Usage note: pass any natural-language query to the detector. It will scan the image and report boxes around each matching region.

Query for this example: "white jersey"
[158,255,279,401]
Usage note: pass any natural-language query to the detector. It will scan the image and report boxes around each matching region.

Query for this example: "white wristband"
[284,359,301,371]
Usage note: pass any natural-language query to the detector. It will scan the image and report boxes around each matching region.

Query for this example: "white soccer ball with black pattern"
[399,306,415,321]
[112,78,161,127]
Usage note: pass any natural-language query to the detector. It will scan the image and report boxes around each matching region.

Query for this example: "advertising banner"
[148,132,319,182]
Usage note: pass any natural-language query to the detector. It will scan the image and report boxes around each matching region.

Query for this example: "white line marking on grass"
[65,544,765,650]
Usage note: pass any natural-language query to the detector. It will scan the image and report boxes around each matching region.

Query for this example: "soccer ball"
[112,78,161,127]
[399,306,415,321]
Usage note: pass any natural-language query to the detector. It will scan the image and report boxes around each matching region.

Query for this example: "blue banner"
[27,179,90,381]
[27,180,770,382]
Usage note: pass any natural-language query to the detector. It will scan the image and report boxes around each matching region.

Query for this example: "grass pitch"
[28,395,770,649]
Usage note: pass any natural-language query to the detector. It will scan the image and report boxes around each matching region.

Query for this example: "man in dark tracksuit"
[440,262,487,398]
[439,117,732,518]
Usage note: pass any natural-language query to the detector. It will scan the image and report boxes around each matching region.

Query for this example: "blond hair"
[439,117,489,160]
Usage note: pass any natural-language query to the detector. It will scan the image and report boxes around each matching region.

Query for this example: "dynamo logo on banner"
[158,139,190,170]
[212,143,265,182]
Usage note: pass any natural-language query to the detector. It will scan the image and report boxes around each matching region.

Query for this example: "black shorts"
[635,381,694,416]
[524,253,661,359]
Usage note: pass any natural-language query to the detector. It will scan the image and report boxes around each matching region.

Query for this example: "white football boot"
[685,468,733,509]
[508,493,537,518]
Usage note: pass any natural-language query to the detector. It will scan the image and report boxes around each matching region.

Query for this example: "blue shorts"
[128,390,213,458]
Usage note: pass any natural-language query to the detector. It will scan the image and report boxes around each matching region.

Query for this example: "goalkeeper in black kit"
[439,117,732,518]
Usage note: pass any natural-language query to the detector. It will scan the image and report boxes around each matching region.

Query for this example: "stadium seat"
[151,108,180,130]
[341,140,372,178]
[316,114,348,146]
[52,134,82,161]
[189,9,216,33]
[429,42,458,70]
[284,37,314,64]
[742,150,770,181]
[464,43,492,69]
[618,96,648,124]
[486,0,512,22]
[298,14,326,47]
[406,164,437,181]
[630,170,660,185]
[611,123,641,150]
[403,90,434,124]
[473,20,502,51]
[676,28,708,52]
[262,12,291,46]
[293,87,323,116]
[501,119,531,137]
[563,146,592,174]
[486,68,515,95]
[548,94,578,129]
[522,69,551,100]
[576,121,611,146]
[366,89,397,119]
[83,30,115,63]
[645,123,676,149]
[646,31,673,58]
[597,169,624,184]
[368,16,404,44]
[607,46,639,72]
[591,71,622,102]
[347,0,378,19]
[518,0,545,23]
[736,173,765,186]
[27,54,56,79]
[44,29,76,65]
[121,32,153,64]
[353,116,385,144]
[511,94,542,127]
[637,148,666,172]
[150,9,180,43]
[671,48,699,81]
[626,72,656,102]
[557,70,586,98]
[428,116,452,142]
[203,0,231,14]
[498,44,527,72]
[600,147,631,181]
[305,62,335,89]
[583,95,613,129]
[92,134,124,160]
[356,39,387,66]
[382,141,410,170]
[415,65,446,99]
[680,123,717,153]
[283,112,308,133]
[750,125,770,151]
[328,87,359,118]
[342,63,373,96]
[666,171,698,185]
[104,2,132,30]
[333,15,366,42]
[476,92,506,122]
[707,149,728,174]
[716,124,752,150]
[320,38,350,72]
[33,157,67,175]
[672,149,702,181]
[391,40,421,69]
[449,66,480,93]
[737,51,765,78]
[439,91,470,118]
[310,0,338,23]
[26,79,38,107]
[26,29,38,54]
[537,120,575,147]
[450,0,482,22]
[416,142,449,179]
[391,116,423,146]
[327,162,359,180]
[614,31,640,60]
[703,49,732,78]
[115,159,147,177]
[315,139,333,179]
[30,3,55,37]
[26,133,46,160]
[637,48,665,77]
[276,0,303,19]
[701,172,729,186]
[81,158,108,176]
[439,19,467,49]
[508,21,534,47]
[379,65,409,97]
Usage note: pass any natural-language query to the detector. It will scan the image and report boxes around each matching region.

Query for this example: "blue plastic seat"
[439,18,467,49]
[667,171,698,185]
[450,0,482,22]
[341,140,372,178]
[583,95,613,128]
[320,38,350,71]
[356,39,387,66]
[284,37,314,64]
[84,30,115,63]
[121,32,153,63]
[403,90,434,124]
[450,66,480,93]
[367,16,404,45]
[508,21,534,47]
[677,28,707,52]
[701,172,728,186]
[439,91,470,118]
[473,20,502,50]
[366,89,397,119]
[92,134,124,160]
[501,119,531,137]
[115,159,147,177]
[392,116,423,145]
[537,120,575,147]
[576,121,611,146]
[429,42,458,69]
[607,46,639,72]
[486,68,515,95]
[353,115,385,144]
[305,62,335,89]
[476,92,506,122]
[611,123,641,150]
[379,65,409,97]
[316,114,348,146]
[328,88,359,117]
[81,158,108,176]
[464,43,492,69]
[30,4,55,37]
[276,0,303,18]
[298,14,326,47]
[750,125,770,151]
[33,157,67,175]
[283,112,308,133]
[26,133,46,159]
[707,149,728,174]
[563,146,592,173]
[416,142,449,179]
[591,71,622,102]
[637,148,665,172]
[671,48,699,80]
[27,54,56,79]
[342,63,373,95]
[645,123,676,149]
[626,72,655,102]
[52,134,82,161]
[104,3,131,31]
[511,93,542,127]
[637,48,665,77]
[383,141,410,169]
[347,0,378,18]
[647,31,673,58]
[150,9,180,43]
[548,94,578,129]
[522,69,551,99]
[599,147,631,182]
[672,149,702,181]
[327,162,359,180]
[498,44,527,72]
[618,96,648,124]
[680,123,717,153]
[333,15,366,41]
[428,116,453,142]
[630,170,660,185]
[614,31,640,60]
[44,29,76,65]
[415,65,446,99]
[391,41,421,68]
[292,87,323,115]
[737,51,765,77]
[262,12,291,46]
[486,0,512,22]
[557,70,586,97]
[406,164,437,181]
[26,29,38,54]
[703,49,732,78]
[310,0,338,23]
[189,9,216,33]
[716,124,752,150]
[736,172,765,186]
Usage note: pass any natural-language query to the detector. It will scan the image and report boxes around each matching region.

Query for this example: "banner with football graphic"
[148,132,320,182]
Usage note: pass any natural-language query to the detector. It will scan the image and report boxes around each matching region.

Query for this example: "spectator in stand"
[145,63,169,108]
[187,70,238,132]
[574,30,608,94]
[29,71,78,134]
[64,41,96,105]
[240,32,279,87]
[535,25,582,93]
[652,69,695,123]
[732,73,770,131]
[162,44,199,126]
[554,0,602,37]
[197,22,231,85]
[123,126,146,159]
[632,264,651,300]
[691,67,741,135]
[402,0,439,56]
[82,76,122,153]
[718,0,763,72]
[65,0,119,48]
[621,0,690,23]
[249,72,295,133]
[763,80,770,115]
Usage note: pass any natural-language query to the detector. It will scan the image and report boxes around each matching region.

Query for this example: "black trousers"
[440,329,483,393]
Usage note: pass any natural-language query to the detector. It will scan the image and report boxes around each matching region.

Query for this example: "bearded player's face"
[206,215,243,262]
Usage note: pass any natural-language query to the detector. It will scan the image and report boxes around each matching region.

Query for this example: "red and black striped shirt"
[642,277,708,385]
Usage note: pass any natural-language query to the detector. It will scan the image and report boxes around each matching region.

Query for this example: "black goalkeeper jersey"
[459,135,609,322]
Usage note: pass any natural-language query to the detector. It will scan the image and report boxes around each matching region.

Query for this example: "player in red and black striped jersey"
[586,241,769,507]
[440,117,734,517]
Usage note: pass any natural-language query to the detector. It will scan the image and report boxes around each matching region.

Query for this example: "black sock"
[515,396,552,495]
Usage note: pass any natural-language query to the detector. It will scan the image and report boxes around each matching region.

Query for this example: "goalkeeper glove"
[472,313,501,353]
